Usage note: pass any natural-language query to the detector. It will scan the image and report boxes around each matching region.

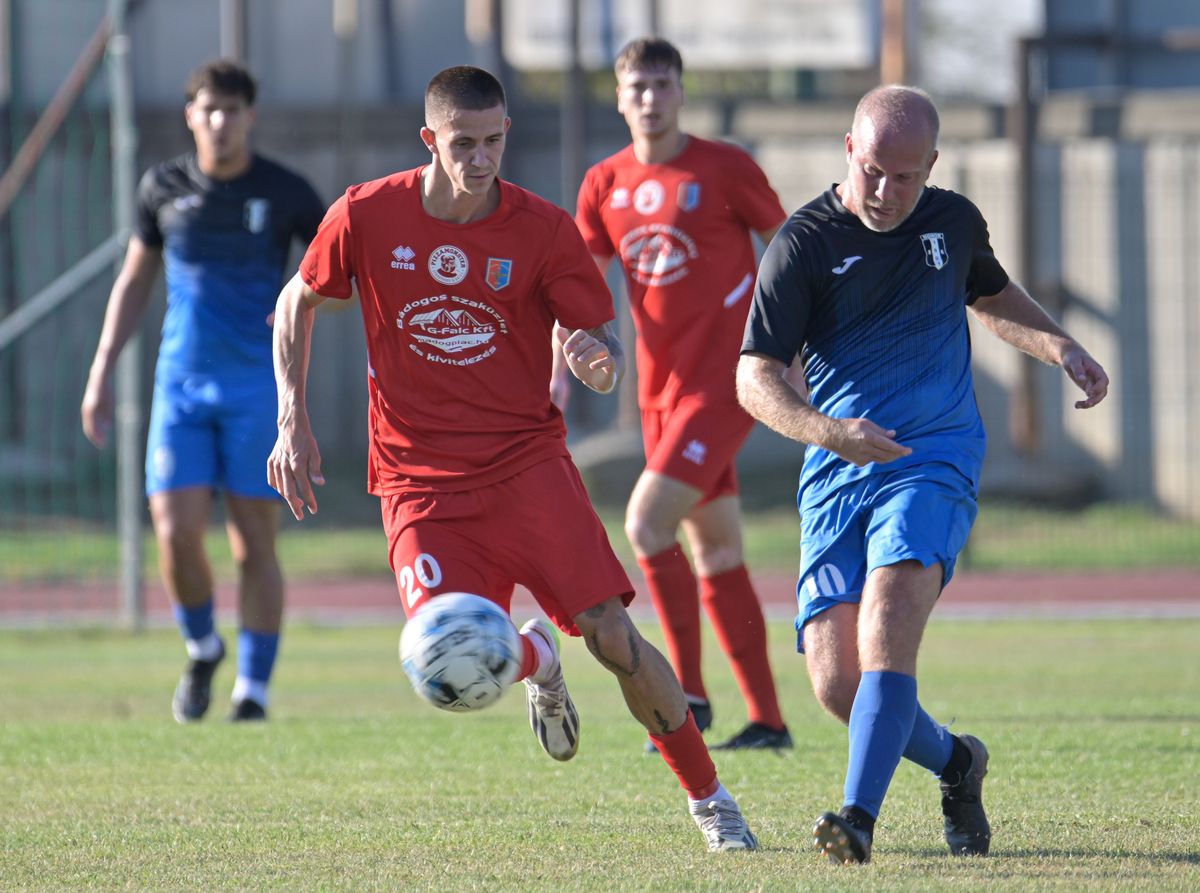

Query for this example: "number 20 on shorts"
[399,552,443,610]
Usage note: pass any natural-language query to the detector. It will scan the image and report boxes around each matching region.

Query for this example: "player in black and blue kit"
[737,86,1109,864]
[82,60,324,723]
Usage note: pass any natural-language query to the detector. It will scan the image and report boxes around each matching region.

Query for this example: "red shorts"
[641,396,755,502]
[381,456,634,636]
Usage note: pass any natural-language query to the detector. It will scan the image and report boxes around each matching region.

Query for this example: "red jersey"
[575,137,786,410]
[300,167,614,494]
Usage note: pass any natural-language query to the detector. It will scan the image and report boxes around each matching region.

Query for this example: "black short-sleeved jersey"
[135,153,324,381]
[742,184,1009,502]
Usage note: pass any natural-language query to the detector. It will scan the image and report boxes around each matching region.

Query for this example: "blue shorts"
[145,373,280,501]
[794,462,978,652]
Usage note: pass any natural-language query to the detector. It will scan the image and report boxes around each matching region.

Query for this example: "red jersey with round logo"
[299,166,615,494]
[575,137,786,410]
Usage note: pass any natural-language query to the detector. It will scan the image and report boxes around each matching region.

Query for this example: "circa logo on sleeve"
[428,245,469,285]
[395,293,509,367]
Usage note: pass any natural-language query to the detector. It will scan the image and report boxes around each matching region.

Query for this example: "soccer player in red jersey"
[572,37,791,751]
[267,65,758,852]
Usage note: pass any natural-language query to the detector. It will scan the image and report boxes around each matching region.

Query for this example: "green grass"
[1,619,1197,891]
[4,501,1200,586]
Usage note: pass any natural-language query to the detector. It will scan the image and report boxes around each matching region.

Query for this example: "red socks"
[648,710,719,800]
[700,565,785,730]
[637,545,705,700]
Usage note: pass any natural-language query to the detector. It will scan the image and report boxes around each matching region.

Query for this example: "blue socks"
[843,670,918,818]
[233,628,280,708]
[173,603,280,708]
[903,704,955,775]
[173,599,216,642]
[173,599,223,660]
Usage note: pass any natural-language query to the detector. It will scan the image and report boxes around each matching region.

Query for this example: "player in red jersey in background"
[572,37,791,751]
[268,65,759,852]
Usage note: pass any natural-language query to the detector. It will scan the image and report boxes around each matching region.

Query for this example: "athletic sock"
[232,677,269,708]
[843,670,919,818]
[235,628,279,705]
[649,710,719,800]
[699,565,784,729]
[901,703,955,774]
[637,545,705,700]
[173,599,221,660]
[518,626,556,683]
[937,735,974,788]
[689,782,733,808]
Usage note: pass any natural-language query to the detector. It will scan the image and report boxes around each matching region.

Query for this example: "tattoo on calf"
[585,609,642,676]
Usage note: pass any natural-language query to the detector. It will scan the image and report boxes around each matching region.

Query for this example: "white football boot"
[689,795,760,852]
[520,619,580,762]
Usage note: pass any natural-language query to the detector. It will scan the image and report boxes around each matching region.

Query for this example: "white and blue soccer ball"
[399,592,522,712]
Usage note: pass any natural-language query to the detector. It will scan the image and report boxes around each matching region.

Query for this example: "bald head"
[852,85,939,157]
[839,85,940,232]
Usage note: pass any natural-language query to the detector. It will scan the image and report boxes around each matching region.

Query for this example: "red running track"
[4,569,1200,625]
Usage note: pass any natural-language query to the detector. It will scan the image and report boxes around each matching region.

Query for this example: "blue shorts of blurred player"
[145,373,280,501]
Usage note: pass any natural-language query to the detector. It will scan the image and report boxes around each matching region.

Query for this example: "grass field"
[5,501,1200,586]
[2,618,1197,891]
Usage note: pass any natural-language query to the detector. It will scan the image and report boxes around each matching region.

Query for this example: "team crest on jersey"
[921,232,949,270]
[634,180,665,215]
[243,198,270,233]
[485,257,513,291]
[618,223,699,287]
[428,245,469,285]
[678,181,701,212]
[396,293,509,367]
[611,188,631,209]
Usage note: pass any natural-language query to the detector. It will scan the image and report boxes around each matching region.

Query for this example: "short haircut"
[425,65,507,129]
[853,85,940,147]
[614,37,684,78]
[185,59,257,105]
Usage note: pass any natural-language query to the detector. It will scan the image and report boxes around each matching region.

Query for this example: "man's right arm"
[268,273,329,520]
[550,252,615,409]
[736,353,911,468]
[81,236,162,448]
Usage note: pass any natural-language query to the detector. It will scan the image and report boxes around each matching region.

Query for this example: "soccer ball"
[399,592,523,712]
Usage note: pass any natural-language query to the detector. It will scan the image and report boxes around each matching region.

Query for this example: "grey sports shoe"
[520,619,579,762]
[689,796,759,852]
[941,734,991,856]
